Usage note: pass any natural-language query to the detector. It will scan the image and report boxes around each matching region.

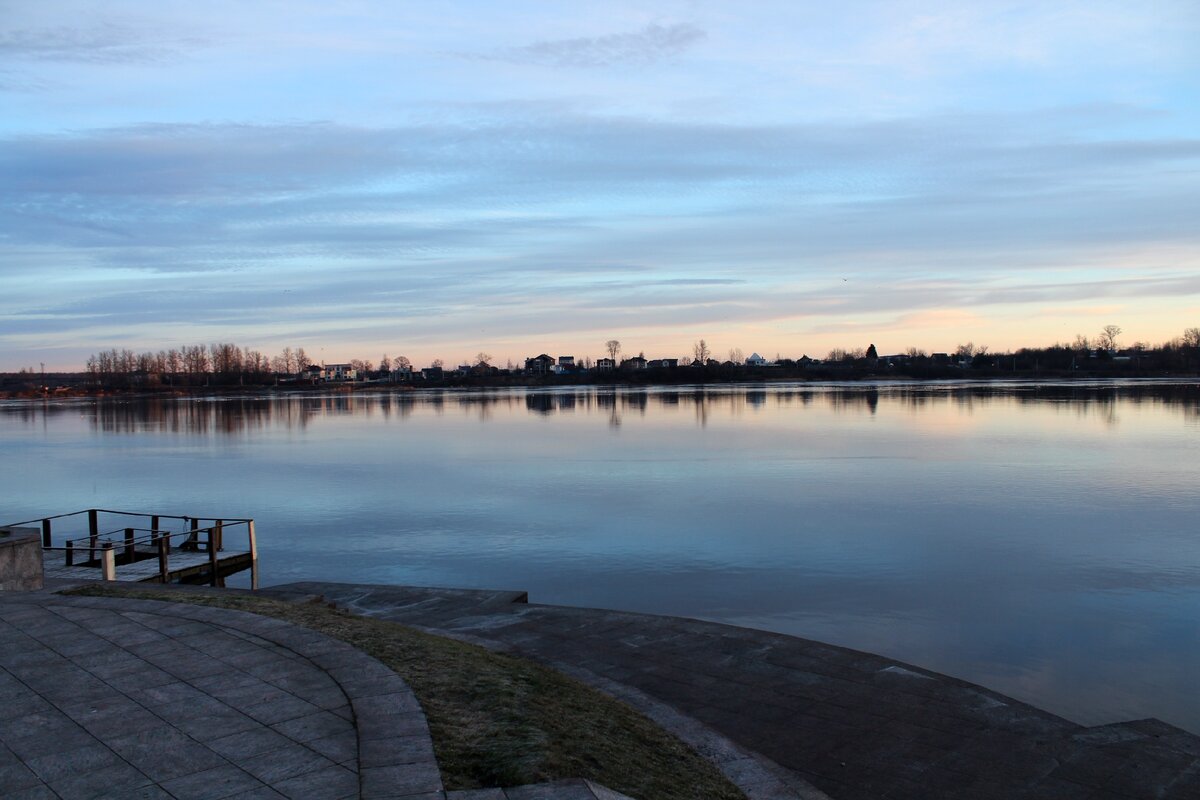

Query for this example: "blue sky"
[2,1,1199,369]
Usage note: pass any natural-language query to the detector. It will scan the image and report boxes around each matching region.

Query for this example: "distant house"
[620,356,648,370]
[421,366,443,381]
[390,364,413,381]
[595,358,616,372]
[553,356,575,375]
[317,364,357,382]
[745,353,768,367]
[647,358,678,369]
[525,354,555,375]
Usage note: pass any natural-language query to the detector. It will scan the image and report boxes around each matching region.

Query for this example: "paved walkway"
[270,582,1200,800]
[0,590,440,800]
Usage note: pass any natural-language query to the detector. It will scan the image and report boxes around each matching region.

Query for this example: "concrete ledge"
[0,526,44,591]
[269,581,1200,800]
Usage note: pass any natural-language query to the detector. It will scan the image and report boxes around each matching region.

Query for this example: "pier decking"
[6,509,258,587]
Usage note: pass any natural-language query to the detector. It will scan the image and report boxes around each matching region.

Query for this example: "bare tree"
[955,342,976,359]
[431,358,444,369]
[905,347,927,358]
[728,347,743,364]
[395,355,411,370]
[1098,324,1122,351]
[475,352,492,367]
[295,348,310,372]
[692,339,710,364]
[605,339,621,362]
[1184,327,1200,349]
[379,354,391,373]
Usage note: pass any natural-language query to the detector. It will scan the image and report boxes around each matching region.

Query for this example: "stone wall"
[0,527,44,591]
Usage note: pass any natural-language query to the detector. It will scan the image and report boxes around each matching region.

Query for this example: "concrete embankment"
[268,582,1200,800]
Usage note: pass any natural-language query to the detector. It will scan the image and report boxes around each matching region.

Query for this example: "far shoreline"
[3,370,1198,402]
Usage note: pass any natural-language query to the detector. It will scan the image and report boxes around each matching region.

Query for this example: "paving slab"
[272,581,1200,800]
[0,589,442,800]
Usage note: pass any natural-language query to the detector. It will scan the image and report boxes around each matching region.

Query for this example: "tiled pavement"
[0,590,441,800]
[273,582,1200,800]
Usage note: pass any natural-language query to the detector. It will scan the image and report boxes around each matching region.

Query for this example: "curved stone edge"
[51,593,443,799]
[448,778,635,799]
[548,661,829,800]
[409,625,828,800]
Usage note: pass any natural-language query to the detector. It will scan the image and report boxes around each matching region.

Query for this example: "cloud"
[2,105,1198,365]
[475,23,705,68]
[0,23,205,64]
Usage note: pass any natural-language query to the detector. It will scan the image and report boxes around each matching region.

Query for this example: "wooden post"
[185,517,200,551]
[206,527,220,586]
[89,532,98,564]
[124,528,135,564]
[65,538,74,566]
[88,509,98,538]
[151,515,160,535]
[213,520,223,552]
[41,518,51,548]
[247,520,259,590]
[158,533,170,582]
[101,542,116,581]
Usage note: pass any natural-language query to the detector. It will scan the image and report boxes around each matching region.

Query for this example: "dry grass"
[66,585,744,800]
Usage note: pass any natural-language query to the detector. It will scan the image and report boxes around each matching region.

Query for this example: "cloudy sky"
[2,1,1198,370]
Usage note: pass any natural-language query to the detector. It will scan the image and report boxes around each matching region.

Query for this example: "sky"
[2,1,1199,370]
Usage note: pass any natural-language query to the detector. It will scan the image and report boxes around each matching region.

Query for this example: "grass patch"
[65,585,744,800]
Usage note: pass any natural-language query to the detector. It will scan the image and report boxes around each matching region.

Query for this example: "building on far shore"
[306,363,357,382]
[621,356,648,370]
[596,358,616,371]
[525,354,554,375]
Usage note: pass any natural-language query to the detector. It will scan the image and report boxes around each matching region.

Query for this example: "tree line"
[61,324,1200,391]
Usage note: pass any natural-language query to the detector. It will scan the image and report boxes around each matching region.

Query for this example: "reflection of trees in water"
[80,397,319,435]
[827,390,879,415]
[6,384,1195,434]
[622,392,647,413]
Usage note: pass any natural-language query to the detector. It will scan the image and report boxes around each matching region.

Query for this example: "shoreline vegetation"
[4,364,1199,400]
[4,327,1200,399]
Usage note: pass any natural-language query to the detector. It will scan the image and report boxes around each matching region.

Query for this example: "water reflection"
[3,382,1199,732]
[2,381,1195,434]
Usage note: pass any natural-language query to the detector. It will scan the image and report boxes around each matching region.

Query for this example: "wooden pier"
[8,509,258,588]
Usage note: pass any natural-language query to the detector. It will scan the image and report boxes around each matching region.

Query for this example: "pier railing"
[5,509,257,585]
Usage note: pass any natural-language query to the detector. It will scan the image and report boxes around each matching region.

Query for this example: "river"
[2,380,1198,732]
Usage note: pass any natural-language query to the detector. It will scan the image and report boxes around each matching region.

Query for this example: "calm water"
[3,381,1199,732]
